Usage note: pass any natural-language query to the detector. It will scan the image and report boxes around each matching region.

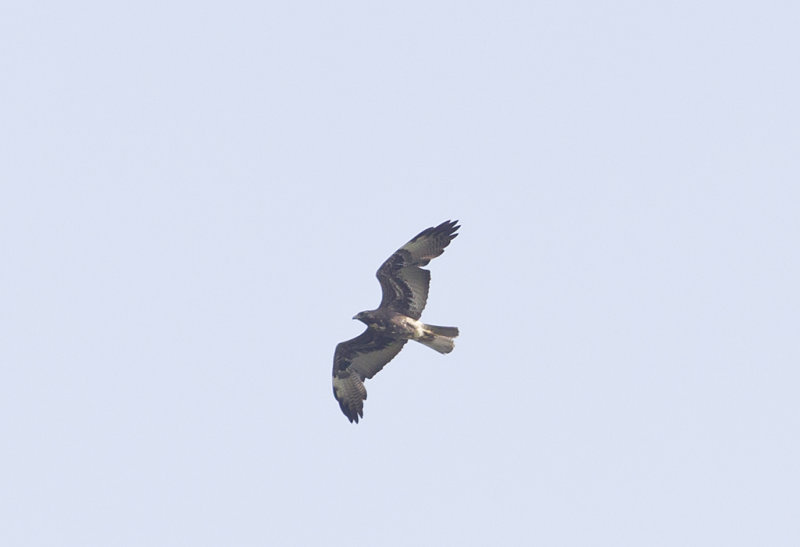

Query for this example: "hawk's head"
[352,311,375,325]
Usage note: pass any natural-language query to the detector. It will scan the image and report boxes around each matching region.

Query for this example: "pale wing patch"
[400,220,459,266]
[332,372,368,423]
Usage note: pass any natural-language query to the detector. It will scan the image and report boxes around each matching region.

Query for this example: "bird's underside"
[332,220,460,423]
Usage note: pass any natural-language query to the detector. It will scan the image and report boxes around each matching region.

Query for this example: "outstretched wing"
[332,329,408,423]
[376,220,459,319]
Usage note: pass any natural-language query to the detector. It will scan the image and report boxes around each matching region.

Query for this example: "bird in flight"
[332,220,460,423]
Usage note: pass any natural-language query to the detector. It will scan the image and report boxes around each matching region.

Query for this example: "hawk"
[332,220,460,423]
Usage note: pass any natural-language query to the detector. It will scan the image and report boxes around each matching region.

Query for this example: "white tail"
[417,334,455,354]
[416,323,459,354]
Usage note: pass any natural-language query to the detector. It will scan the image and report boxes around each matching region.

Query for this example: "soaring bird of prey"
[332,220,460,423]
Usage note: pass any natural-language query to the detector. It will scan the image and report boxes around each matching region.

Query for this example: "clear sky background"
[2,2,798,546]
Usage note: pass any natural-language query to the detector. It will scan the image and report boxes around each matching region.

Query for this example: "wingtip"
[446,219,460,239]
[347,409,363,424]
[340,405,361,424]
[436,219,460,234]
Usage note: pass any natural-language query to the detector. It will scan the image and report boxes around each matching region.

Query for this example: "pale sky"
[2,1,799,545]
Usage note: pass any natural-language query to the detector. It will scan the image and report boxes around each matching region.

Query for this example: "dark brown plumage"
[332,220,460,423]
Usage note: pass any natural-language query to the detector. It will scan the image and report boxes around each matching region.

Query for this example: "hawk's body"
[332,220,460,423]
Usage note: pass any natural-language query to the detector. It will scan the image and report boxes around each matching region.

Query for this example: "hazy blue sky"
[2,1,798,545]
